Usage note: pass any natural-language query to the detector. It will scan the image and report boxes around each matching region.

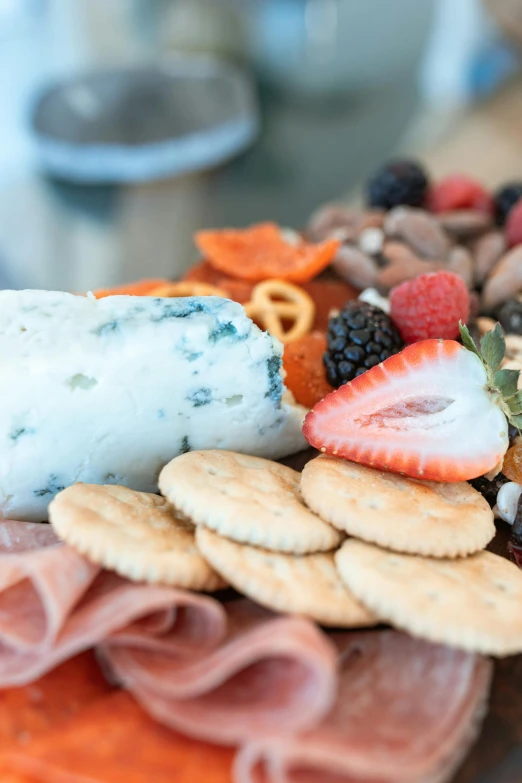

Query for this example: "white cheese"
[0,291,307,521]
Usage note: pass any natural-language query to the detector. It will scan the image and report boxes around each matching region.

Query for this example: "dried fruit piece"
[92,279,169,298]
[503,444,522,484]
[195,223,339,283]
[148,281,227,298]
[283,332,333,408]
[301,279,358,331]
[183,260,255,303]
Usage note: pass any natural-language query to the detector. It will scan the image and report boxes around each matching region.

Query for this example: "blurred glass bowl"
[29,56,259,183]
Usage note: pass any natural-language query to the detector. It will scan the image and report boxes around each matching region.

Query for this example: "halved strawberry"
[303,325,522,482]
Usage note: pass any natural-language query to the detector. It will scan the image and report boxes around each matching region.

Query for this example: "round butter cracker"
[335,539,522,656]
[302,455,494,558]
[49,483,225,591]
[196,526,376,628]
[159,450,343,554]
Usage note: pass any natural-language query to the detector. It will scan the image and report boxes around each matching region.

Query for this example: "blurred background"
[0,0,521,291]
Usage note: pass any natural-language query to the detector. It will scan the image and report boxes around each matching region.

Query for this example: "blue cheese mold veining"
[0,291,307,521]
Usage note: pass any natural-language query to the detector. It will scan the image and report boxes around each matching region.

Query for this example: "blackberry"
[469,472,508,508]
[493,182,522,226]
[496,298,522,335]
[367,159,429,210]
[324,301,404,387]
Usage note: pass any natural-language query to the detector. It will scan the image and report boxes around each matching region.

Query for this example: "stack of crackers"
[49,450,522,657]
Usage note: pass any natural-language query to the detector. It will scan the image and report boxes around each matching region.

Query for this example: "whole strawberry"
[390,271,470,343]
[303,324,521,483]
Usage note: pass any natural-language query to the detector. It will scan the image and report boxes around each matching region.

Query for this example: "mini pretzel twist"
[148,281,228,298]
[244,279,315,343]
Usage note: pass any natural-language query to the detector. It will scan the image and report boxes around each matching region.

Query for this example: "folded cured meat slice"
[235,630,493,783]
[0,522,227,686]
[0,522,59,553]
[99,599,338,746]
[1,690,235,783]
[0,569,227,687]
[0,546,99,653]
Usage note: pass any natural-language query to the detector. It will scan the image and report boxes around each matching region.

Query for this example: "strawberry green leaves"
[459,322,521,430]
[480,323,505,373]
[495,369,520,400]
[458,322,482,359]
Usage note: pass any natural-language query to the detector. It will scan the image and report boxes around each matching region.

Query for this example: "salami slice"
[235,630,493,783]
[100,599,338,746]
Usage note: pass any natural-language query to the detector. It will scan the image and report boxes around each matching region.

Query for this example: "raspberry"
[427,175,493,215]
[389,271,470,343]
[505,198,522,247]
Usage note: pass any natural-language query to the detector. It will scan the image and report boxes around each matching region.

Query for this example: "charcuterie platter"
[2,160,522,783]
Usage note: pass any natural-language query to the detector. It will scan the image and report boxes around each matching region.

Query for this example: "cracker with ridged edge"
[159,450,343,554]
[49,483,226,591]
[301,455,494,558]
[335,539,522,656]
[196,526,376,627]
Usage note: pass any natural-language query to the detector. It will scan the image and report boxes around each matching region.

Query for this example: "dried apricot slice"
[183,260,255,304]
[195,223,340,283]
[283,331,333,408]
[302,279,358,331]
[92,279,168,298]
[503,444,522,484]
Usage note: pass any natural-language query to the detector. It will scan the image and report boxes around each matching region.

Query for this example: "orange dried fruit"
[283,331,334,408]
[183,260,255,304]
[92,279,168,298]
[195,223,340,283]
[301,279,358,331]
[503,444,522,484]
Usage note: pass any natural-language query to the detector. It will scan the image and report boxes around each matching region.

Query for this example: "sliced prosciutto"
[235,630,493,783]
[100,599,338,746]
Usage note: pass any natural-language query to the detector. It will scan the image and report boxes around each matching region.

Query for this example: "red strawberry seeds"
[390,271,470,343]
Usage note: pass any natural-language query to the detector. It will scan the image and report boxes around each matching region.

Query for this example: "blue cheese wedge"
[0,291,307,521]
